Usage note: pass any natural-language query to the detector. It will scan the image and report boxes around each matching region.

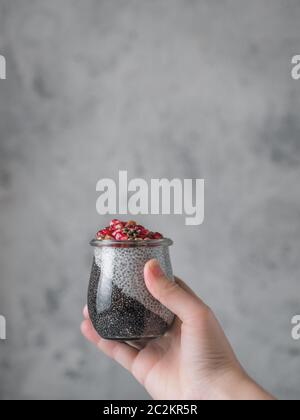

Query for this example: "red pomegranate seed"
[96,220,164,241]
[110,219,121,228]
[153,232,163,239]
[139,229,149,237]
[114,223,124,230]
[114,233,122,240]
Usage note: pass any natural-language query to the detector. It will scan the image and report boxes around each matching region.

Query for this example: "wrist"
[208,369,275,401]
[233,374,275,400]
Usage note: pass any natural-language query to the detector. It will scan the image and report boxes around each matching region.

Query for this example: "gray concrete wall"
[0,0,300,400]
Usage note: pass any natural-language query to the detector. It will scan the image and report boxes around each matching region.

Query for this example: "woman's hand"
[81,259,274,400]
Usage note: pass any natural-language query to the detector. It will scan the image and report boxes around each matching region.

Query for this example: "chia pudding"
[88,220,175,344]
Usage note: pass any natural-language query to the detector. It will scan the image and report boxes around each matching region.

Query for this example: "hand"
[81,259,274,400]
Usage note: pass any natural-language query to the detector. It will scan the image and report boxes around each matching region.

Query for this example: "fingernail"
[149,259,164,277]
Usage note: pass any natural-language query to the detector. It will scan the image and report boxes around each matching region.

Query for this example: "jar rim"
[90,238,173,248]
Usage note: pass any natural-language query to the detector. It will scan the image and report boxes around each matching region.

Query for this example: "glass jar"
[87,238,175,345]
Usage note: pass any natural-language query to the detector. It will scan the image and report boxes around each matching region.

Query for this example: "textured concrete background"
[0,0,300,400]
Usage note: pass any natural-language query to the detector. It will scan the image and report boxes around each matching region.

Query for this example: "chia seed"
[87,240,175,343]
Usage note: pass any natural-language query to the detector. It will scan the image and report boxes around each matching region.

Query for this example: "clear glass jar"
[87,238,175,345]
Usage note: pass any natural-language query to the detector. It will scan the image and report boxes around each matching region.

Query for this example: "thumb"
[144,259,207,323]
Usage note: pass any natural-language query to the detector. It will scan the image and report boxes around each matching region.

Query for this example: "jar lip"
[90,238,173,248]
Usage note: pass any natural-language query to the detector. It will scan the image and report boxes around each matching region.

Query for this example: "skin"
[81,259,275,400]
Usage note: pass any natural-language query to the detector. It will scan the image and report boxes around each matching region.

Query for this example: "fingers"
[81,318,100,345]
[144,259,207,323]
[96,337,139,373]
[81,312,139,373]
[83,305,89,319]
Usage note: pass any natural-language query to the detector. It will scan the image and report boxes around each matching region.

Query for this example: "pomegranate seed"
[114,222,124,230]
[139,229,149,237]
[114,232,123,240]
[110,219,121,228]
[153,232,163,239]
[95,220,164,242]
